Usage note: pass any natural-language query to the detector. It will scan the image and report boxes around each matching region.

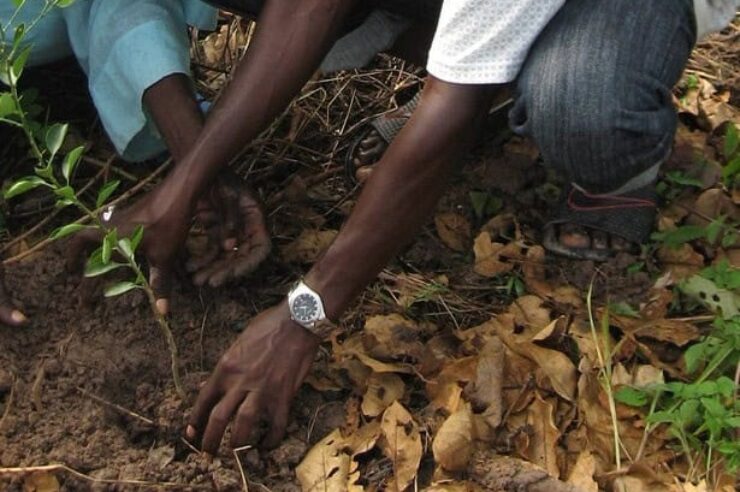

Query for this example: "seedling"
[1,1,184,398]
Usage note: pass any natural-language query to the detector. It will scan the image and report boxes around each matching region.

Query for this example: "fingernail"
[11,310,27,324]
[156,299,169,315]
[186,425,196,439]
[223,238,237,251]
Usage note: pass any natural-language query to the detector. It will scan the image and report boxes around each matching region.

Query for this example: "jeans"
[510,0,697,195]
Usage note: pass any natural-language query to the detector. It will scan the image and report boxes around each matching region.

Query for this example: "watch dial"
[293,293,319,322]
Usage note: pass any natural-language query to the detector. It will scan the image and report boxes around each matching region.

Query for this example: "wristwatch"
[287,280,335,339]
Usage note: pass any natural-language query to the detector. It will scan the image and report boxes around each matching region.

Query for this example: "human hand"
[67,182,192,315]
[0,267,27,327]
[186,175,270,287]
[186,301,320,452]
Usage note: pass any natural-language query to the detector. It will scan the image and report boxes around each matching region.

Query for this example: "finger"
[65,228,103,274]
[186,241,220,274]
[201,390,245,455]
[192,257,233,288]
[262,397,290,449]
[229,391,263,449]
[188,376,224,441]
[220,186,239,249]
[149,263,173,315]
[0,269,26,327]
[208,240,271,288]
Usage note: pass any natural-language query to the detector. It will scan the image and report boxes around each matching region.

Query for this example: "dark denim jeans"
[510,0,696,195]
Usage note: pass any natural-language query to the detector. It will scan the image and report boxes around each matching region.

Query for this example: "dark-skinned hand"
[186,301,320,453]
[187,175,270,288]
[68,173,270,314]
[0,267,27,327]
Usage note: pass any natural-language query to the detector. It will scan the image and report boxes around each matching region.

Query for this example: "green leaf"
[95,179,120,208]
[0,92,17,118]
[614,386,649,407]
[84,260,125,278]
[49,223,86,240]
[104,281,139,298]
[609,301,640,318]
[684,343,707,374]
[681,275,740,320]
[666,170,702,188]
[45,123,68,158]
[4,176,49,199]
[651,225,707,248]
[722,155,740,184]
[9,45,32,85]
[56,0,77,7]
[117,238,134,260]
[130,225,144,252]
[102,229,118,264]
[725,123,739,161]
[54,185,75,201]
[62,146,84,183]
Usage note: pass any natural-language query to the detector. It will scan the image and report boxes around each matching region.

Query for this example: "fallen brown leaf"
[435,212,472,252]
[470,337,505,430]
[361,372,405,417]
[566,451,598,492]
[473,232,522,278]
[380,401,423,492]
[282,229,338,263]
[433,404,475,472]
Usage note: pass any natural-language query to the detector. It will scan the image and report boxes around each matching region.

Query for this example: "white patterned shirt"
[427,0,738,85]
[426,0,566,84]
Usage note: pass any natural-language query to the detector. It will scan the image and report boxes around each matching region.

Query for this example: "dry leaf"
[470,337,504,429]
[473,232,522,277]
[23,473,60,492]
[427,357,478,413]
[489,315,577,401]
[380,401,423,492]
[508,296,552,337]
[363,314,423,361]
[361,372,405,417]
[566,451,598,492]
[657,244,704,280]
[282,229,338,263]
[469,452,582,492]
[522,246,583,308]
[521,394,561,478]
[432,404,474,472]
[297,429,352,491]
[435,212,472,252]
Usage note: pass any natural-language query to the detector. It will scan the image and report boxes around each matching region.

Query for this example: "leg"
[510,0,696,259]
[345,1,443,182]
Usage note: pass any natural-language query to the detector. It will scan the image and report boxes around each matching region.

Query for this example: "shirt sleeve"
[426,0,566,85]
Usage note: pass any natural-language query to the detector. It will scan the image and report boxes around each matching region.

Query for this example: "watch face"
[292,293,319,323]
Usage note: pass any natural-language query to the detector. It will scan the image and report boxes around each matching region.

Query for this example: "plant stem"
[587,280,623,470]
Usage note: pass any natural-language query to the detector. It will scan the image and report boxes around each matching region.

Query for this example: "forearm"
[167,0,356,204]
[305,78,499,320]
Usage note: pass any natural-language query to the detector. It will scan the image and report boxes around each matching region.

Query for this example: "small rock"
[268,437,308,467]
[0,368,13,394]
[212,467,241,490]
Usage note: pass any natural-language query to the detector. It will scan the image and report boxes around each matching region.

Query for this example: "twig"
[0,375,15,433]
[75,386,155,426]
[82,155,138,182]
[0,464,211,489]
[3,158,171,265]
[233,445,252,492]
[2,159,109,254]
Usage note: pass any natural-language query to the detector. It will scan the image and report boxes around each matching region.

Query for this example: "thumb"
[149,262,173,316]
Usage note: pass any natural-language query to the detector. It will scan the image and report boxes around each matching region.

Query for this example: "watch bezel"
[288,281,334,338]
